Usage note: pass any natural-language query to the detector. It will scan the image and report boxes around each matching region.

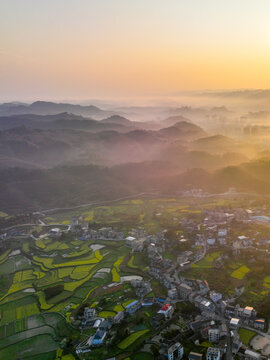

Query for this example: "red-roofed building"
[158,303,174,318]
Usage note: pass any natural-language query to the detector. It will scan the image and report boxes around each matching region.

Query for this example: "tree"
[150,344,160,359]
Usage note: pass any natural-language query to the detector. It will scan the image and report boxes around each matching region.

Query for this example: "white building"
[253,319,265,330]
[208,328,220,343]
[125,236,136,247]
[209,291,222,303]
[244,349,261,360]
[230,318,240,329]
[50,228,61,237]
[168,342,184,360]
[158,304,174,319]
[168,288,178,299]
[206,347,221,360]
[207,238,216,246]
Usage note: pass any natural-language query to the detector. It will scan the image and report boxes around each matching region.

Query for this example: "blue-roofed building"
[251,215,270,223]
[142,297,154,306]
[91,330,107,346]
[125,300,141,314]
[157,297,166,303]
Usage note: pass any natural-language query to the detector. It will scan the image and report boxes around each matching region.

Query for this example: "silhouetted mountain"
[0,125,166,168]
[158,121,206,139]
[191,134,258,156]
[191,135,237,153]
[101,115,133,125]
[162,115,191,126]
[0,101,112,119]
[0,113,131,132]
[3,158,270,212]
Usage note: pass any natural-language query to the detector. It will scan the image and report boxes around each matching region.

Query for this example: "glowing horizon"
[1,0,270,101]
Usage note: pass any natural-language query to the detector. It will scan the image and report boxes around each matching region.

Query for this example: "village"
[2,196,270,359]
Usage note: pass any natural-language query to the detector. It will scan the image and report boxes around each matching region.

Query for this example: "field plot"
[231,265,250,279]
[0,255,32,275]
[111,256,124,282]
[0,201,154,359]
[0,296,40,325]
[0,312,69,360]
[98,311,116,318]
[118,329,149,349]
[192,252,220,269]
[0,334,58,359]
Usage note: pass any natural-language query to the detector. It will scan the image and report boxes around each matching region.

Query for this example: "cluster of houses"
[162,340,265,360]
[130,279,152,297]
[70,223,125,241]
[76,296,175,353]
[224,304,266,330]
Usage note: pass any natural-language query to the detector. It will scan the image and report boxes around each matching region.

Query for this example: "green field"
[1,196,259,359]
[0,218,145,360]
[192,252,220,269]
[118,329,149,349]
[231,265,250,279]
[238,328,256,345]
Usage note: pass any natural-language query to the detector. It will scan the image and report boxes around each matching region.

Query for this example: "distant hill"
[158,121,206,140]
[0,113,131,132]
[3,158,270,212]
[101,115,133,125]
[191,134,258,156]
[0,101,112,119]
[162,115,191,126]
[191,135,237,153]
[0,125,165,168]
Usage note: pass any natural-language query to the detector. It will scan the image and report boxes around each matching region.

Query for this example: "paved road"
[2,189,253,223]
[226,320,232,360]
[41,192,160,214]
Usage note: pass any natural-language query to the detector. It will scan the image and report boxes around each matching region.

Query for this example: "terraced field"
[0,227,141,359]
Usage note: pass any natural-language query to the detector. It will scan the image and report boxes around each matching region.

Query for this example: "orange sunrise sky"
[1,0,270,100]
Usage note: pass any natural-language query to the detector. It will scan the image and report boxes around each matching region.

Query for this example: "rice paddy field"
[0,221,144,360]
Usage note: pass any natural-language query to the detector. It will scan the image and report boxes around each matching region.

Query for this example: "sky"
[1,0,270,101]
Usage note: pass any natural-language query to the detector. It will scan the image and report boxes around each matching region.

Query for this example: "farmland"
[118,329,149,349]
[0,201,152,359]
[2,195,270,359]
[231,265,250,279]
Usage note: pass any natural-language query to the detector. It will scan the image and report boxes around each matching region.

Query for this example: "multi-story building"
[244,349,261,360]
[253,319,265,330]
[209,291,222,303]
[206,347,221,360]
[125,300,141,315]
[188,352,203,360]
[230,318,240,329]
[208,328,220,343]
[179,282,192,299]
[168,342,184,360]
[168,287,178,299]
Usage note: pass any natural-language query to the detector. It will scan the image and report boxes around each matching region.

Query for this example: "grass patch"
[114,304,124,312]
[98,311,116,318]
[238,328,256,346]
[118,329,149,349]
[127,255,138,269]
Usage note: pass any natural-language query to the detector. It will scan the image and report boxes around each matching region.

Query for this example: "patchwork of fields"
[0,227,143,359]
